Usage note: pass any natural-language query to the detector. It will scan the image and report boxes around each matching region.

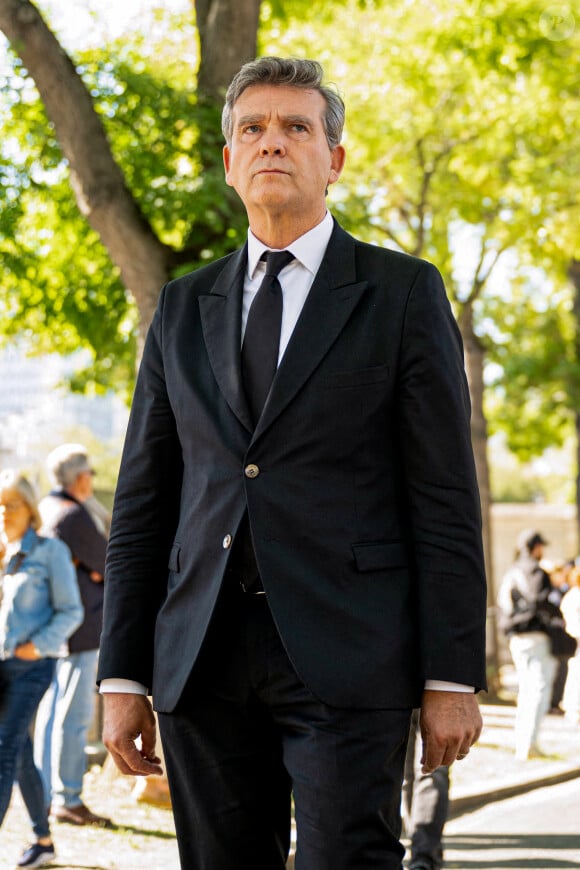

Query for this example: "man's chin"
[250,189,292,210]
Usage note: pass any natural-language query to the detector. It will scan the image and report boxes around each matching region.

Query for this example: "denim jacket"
[0,527,84,659]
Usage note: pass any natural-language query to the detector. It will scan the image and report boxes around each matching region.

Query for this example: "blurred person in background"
[0,469,82,868]
[498,529,558,760]
[546,559,573,715]
[34,444,112,828]
[561,565,580,724]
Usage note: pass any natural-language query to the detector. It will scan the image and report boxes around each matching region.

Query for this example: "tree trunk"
[569,259,580,544]
[0,0,172,344]
[194,0,262,103]
[458,303,499,692]
[575,411,580,546]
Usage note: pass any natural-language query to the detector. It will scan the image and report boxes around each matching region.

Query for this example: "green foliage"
[485,274,580,461]
[488,434,576,504]
[260,0,580,326]
[88,55,244,262]
[1,60,136,399]
[0,6,247,395]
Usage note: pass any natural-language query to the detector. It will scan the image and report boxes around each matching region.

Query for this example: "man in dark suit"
[99,57,487,869]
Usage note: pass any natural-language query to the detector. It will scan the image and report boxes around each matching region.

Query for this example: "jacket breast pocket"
[352,541,408,572]
[322,363,390,390]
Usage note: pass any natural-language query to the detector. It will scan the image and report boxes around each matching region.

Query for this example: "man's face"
[75,468,94,501]
[531,543,545,560]
[223,84,345,227]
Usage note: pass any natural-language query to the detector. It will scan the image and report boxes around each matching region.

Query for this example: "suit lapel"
[254,223,368,440]
[198,245,254,434]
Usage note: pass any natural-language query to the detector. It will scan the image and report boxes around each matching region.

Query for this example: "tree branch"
[373,222,413,255]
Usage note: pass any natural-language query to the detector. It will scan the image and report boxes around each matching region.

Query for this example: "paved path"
[442,777,580,868]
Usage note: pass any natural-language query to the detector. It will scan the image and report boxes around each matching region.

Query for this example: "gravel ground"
[1,766,179,870]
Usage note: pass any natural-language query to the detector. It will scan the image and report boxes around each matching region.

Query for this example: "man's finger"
[421,735,452,773]
[139,719,159,763]
[107,739,163,776]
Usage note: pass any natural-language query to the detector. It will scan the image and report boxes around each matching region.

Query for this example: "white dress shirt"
[101,212,472,696]
[242,210,334,359]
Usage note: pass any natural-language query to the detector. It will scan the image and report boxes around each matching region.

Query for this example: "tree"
[0,0,257,365]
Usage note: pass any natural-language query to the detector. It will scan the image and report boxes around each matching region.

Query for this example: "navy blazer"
[98,221,487,710]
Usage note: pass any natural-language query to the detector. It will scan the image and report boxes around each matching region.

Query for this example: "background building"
[0,344,128,479]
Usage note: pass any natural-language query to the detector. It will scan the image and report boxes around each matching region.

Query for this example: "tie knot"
[262,250,294,278]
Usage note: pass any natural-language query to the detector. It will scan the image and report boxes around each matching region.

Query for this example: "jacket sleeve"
[30,539,84,657]
[97,285,183,687]
[397,261,487,690]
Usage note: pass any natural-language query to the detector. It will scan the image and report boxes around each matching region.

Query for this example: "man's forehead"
[233,84,325,114]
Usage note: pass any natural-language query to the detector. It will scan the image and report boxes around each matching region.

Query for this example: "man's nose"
[259,134,285,156]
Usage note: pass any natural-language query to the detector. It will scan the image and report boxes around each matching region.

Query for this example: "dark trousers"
[158,586,412,870]
[551,655,570,708]
[402,709,449,869]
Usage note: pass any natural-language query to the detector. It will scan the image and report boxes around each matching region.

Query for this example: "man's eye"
[244,125,261,134]
[291,124,307,133]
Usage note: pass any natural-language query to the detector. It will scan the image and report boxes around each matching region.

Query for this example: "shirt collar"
[4,527,36,563]
[247,211,334,279]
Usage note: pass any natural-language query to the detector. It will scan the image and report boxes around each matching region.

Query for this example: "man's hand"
[419,689,482,774]
[102,693,163,777]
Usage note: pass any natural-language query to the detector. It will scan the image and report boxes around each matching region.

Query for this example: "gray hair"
[222,57,345,150]
[46,443,91,488]
[0,468,42,530]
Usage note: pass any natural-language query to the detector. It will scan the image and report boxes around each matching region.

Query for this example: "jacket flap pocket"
[352,541,407,572]
[168,543,181,573]
[323,363,390,389]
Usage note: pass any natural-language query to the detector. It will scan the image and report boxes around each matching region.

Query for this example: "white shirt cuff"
[425,679,474,692]
[99,678,148,695]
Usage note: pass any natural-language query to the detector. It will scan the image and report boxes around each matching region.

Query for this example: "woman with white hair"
[0,469,83,868]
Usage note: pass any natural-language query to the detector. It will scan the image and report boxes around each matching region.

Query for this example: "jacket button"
[222,534,232,549]
[245,464,260,479]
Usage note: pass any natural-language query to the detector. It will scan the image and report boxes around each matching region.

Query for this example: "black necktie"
[242,250,294,425]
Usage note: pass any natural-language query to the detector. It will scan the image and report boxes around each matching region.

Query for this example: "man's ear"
[328,144,346,186]
[223,145,232,186]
